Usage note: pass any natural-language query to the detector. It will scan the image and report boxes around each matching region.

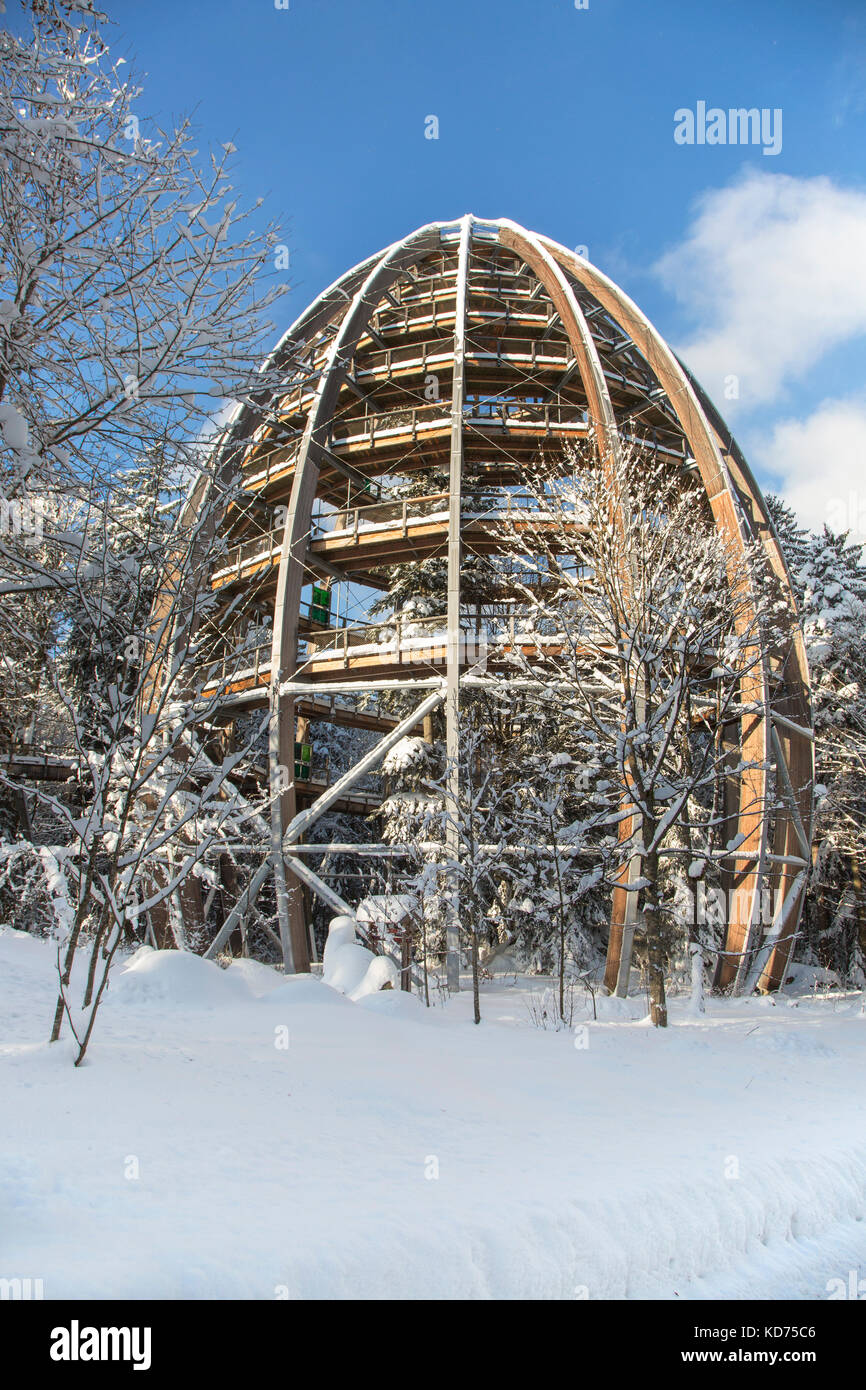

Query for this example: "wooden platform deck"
[202,625,598,703]
[0,751,78,782]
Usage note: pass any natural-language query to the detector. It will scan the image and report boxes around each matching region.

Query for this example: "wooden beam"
[309,438,380,499]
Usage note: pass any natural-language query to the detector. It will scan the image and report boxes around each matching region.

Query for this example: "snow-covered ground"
[2,927,865,1300]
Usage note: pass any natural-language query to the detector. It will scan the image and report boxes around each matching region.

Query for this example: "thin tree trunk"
[82,909,110,1008]
[421,909,430,1007]
[643,846,668,1027]
[50,855,99,1042]
[551,815,568,1021]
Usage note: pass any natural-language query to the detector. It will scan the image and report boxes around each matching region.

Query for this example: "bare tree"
[3,448,278,1064]
[494,438,785,1026]
[0,1,286,503]
[0,0,290,1062]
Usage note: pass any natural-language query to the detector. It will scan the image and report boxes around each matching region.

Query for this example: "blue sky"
[104,0,866,537]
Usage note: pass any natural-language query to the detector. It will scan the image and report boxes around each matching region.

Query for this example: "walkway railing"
[353,334,572,383]
[328,398,590,452]
[311,492,449,542]
[201,606,598,693]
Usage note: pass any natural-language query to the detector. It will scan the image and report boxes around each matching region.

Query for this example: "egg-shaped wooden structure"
[177,216,813,995]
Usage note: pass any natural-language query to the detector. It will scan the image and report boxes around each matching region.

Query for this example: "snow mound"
[110,947,249,1009]
[322,915,399,1000]
[355,988,431,1021]
[322,914,357,952]
[226,958,284,997]
[594,994,647,1021]
[0,926,49,957]
[783,963,844,994]
[265,973,353,1007]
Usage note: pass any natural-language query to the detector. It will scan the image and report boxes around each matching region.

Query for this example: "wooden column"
[444,215,472,991]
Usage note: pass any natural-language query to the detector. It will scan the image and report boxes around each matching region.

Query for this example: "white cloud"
[752,396,866,543]
[655,171,866,411]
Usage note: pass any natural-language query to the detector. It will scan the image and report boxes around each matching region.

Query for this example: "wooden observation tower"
[170,216,813,995]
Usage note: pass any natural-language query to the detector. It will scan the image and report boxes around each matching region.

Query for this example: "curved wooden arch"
[536,232,811,990]
[674,363,813,990]
[268,220,460,967]
[495,221,645,993]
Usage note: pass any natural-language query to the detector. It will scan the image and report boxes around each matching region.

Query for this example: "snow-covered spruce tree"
[0,540,63,760]
[409,705,527,1024]
[459,682,610,989]
[0,0,290,1063]
[495,439,787,1026]
[377,725,444,991]
[765,497,811,580]
[377,688,609,1019]
[501,718,610,1017]
[768,498,866,984]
